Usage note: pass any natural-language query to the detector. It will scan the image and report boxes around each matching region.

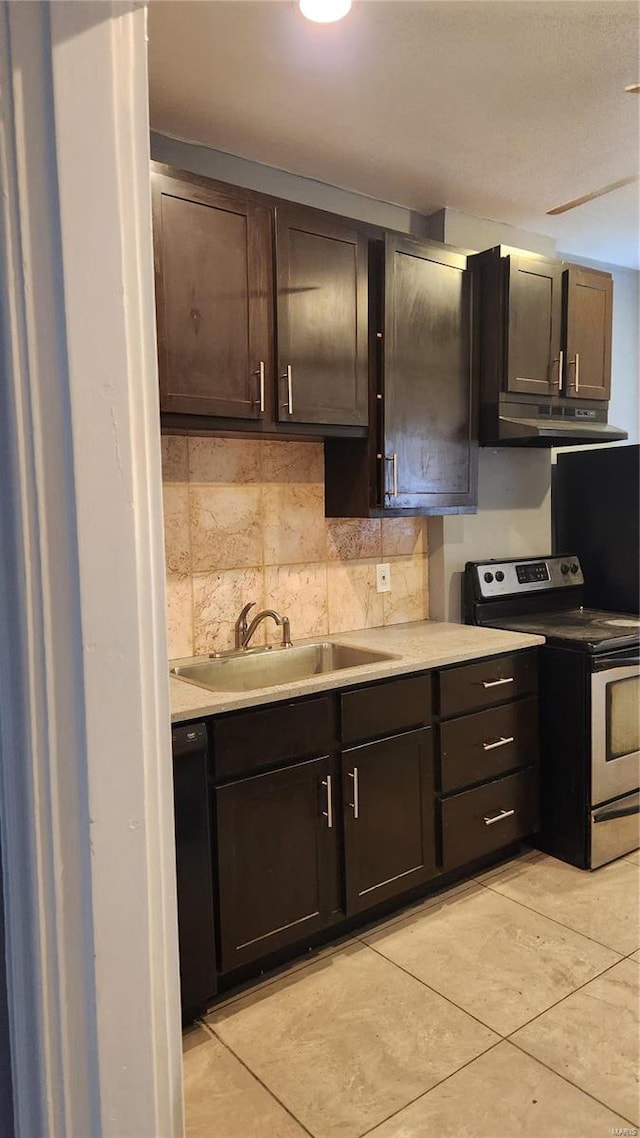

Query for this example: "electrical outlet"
[376,562,391,593]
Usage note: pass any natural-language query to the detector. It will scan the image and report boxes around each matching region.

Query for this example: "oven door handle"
[593,801,640,823]
[592,656,640,673]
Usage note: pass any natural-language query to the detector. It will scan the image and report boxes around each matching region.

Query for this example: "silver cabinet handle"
[281,364,293,414]
[254,361,265,413]
[481,677,514,689]
[569,352,580,393]
[552,349,564,391]
[348,767,359,819]
[482,735,515,752]
[483,808,515,827]
[321,775,333,830]
[384,453,398,498]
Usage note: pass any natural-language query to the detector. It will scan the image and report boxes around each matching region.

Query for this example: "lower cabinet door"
[342,727,435,915]
[441,766,540,871]
[215,756,337,972]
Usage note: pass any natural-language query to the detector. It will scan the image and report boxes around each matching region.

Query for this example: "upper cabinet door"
[275,204,368,428]
[563,266,613,402]
[382,235,476,511]
[505,254,563,396]
[153,172,273,419]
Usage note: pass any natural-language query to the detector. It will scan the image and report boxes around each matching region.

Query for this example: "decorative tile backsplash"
[162,436,430,659]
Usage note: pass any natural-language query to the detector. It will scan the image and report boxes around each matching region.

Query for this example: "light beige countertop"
[170,620,544,723]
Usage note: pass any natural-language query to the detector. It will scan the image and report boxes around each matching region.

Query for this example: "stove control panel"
[469,556,584,599]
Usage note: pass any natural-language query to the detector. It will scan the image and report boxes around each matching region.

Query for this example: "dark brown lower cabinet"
[196,653,540,1006]
[215,755,338,972]
[342,727,435,914]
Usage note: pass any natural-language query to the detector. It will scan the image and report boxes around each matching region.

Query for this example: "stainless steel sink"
[171,642,399,693]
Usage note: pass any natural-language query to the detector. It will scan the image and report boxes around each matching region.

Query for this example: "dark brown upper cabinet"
[563,265,612,402]
[504,253,563,396]
[275,204,368,428]
[152,165,368,436]
[471,246,618,447]
[325,234,477,516]
[152,170,273,421]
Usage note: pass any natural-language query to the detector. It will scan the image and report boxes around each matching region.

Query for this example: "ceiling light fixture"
[299,0,352,24]
[625,83,640,93]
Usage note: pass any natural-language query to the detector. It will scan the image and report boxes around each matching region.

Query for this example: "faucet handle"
[235,601,256,648]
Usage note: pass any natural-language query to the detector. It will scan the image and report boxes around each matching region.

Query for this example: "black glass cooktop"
[488,608,640,653]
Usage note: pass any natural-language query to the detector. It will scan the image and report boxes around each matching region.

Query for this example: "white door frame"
[0,3,183,1135]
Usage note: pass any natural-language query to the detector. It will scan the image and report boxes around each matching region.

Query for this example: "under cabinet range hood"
[484,401,628,447]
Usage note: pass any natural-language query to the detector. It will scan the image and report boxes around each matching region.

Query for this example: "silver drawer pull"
[483,808,515,827]
[552,349,564,391]
[384,453,398,499]
[254,361,265,413]
[280,364,293,414]
[481,677,514,689]
[569,352,580,393]
[321,775,333,830]
[348,767,359,819]
[482,735,515,752]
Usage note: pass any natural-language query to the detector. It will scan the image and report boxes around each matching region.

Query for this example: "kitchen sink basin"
[171,642,399,693]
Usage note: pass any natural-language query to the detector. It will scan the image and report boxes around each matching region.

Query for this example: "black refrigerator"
[553,444,639,614]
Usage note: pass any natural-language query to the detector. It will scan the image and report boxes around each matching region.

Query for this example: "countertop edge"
[169,622,545,724]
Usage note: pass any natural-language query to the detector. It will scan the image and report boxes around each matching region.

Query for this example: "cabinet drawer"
[341,673,432,745]
[440,697,539,792]
[438,652,537,718]
[211,696,335,781]
[441,766,539,871]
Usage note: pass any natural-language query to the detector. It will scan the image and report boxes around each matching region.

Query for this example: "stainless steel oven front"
[590,650,640,867]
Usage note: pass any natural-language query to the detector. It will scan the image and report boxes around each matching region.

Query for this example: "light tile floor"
[184,851,640,1138]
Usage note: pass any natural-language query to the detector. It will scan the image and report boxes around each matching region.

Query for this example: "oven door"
[591,653,640,807]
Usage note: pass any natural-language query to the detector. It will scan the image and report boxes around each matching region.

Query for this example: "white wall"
[425,206,556,258]
[150,131,431,236]
[150,133,638,623]
[429,451,552,622]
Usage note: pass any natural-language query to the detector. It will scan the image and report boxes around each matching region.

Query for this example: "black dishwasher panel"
[172,722,217,1020]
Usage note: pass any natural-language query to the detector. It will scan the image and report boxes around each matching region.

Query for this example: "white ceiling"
[148,0,640,268]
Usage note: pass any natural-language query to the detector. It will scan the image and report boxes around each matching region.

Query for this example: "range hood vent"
[483,402,628,448]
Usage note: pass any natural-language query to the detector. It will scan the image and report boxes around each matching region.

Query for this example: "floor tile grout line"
[355,1040,505,1138]
[357,1034,640,1138]
[189,942,638,1135]
[480,878,634,955]
[502,953,635,1037]
[199,883,482,1018]
[203,1024,317,1138]
[362,927,631,1040]
[362,940,507,1038]
[506,1036,640,1130]
[349,881,481,942]
[201,938,359,1015]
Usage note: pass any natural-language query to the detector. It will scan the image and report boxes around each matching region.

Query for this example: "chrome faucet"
[234,602,292,650]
